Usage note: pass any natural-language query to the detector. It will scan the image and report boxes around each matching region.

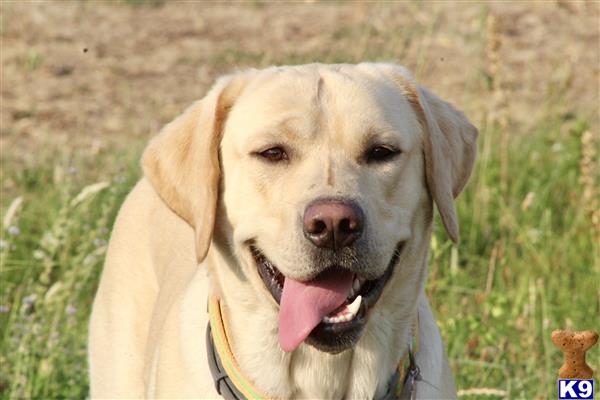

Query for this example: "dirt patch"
[2,1,598,166]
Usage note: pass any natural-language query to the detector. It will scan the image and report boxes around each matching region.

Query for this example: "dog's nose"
[303,199,364,250]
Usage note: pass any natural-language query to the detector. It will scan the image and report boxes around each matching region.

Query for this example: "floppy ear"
[142,75,247,262]
[415,86,478,243]
[357,63,478,242]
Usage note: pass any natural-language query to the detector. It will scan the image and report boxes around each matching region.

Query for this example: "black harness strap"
[206,324,247,400]
[398,350,422,400]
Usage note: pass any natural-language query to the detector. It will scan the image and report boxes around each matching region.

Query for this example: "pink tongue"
[278,269,353,352]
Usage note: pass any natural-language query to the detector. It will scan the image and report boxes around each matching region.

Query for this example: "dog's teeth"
[348,288,355,299]
[323,295,363,324]
[353,278,361,293]
[337,314,351,323]
[347,295,362,318]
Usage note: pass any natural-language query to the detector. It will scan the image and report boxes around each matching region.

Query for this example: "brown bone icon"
[551,330,598,379]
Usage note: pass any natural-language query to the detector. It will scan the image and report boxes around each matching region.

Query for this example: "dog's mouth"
[250,242,404,354]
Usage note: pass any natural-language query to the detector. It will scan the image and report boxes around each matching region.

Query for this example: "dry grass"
[2,2,598,170]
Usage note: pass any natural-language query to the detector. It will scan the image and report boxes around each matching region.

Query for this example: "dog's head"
[142,63,477,354]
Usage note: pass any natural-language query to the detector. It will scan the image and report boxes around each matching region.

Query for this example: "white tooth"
[347,295,362,318]
[323,296,363,324]
[353,278,361,292]
[339,314,351,322]
[348,288,355,299]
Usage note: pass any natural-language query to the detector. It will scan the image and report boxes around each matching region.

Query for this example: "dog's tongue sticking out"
[278,269,353,352]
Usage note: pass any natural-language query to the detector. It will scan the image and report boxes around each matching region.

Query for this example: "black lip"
[250,242,405,354]
[251,246,284,304]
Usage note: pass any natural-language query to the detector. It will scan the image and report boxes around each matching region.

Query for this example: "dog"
[89,63,478,399]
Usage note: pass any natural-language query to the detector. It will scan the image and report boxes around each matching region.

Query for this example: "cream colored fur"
[89,63,478,399]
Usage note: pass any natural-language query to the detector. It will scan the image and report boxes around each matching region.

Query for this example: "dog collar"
[206,296,420,400]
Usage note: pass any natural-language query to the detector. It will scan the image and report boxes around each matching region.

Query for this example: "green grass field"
[1,2,598,399]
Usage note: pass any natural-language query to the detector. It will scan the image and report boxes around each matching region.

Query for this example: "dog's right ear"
[142,75,248,262]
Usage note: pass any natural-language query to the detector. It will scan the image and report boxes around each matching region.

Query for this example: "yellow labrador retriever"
[89,63,477,399]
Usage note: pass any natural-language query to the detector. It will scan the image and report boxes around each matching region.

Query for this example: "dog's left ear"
[415,85,478,243]
[360,63,478,242]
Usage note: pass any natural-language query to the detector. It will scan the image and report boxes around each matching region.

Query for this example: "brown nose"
[303,199,364,249]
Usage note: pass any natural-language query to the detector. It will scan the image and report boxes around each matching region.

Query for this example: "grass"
[1,3,598,399]
[0,144,144,399]
[1,96,598,400]
[429,116,599,398]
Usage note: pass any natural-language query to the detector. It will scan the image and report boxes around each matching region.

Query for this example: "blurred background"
[1,1,598,399]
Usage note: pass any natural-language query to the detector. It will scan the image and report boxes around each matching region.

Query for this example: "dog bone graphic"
[551,329,598,379]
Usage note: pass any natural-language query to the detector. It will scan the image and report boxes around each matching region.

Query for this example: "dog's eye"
[366,145,399,163]
[257,147,288,162]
